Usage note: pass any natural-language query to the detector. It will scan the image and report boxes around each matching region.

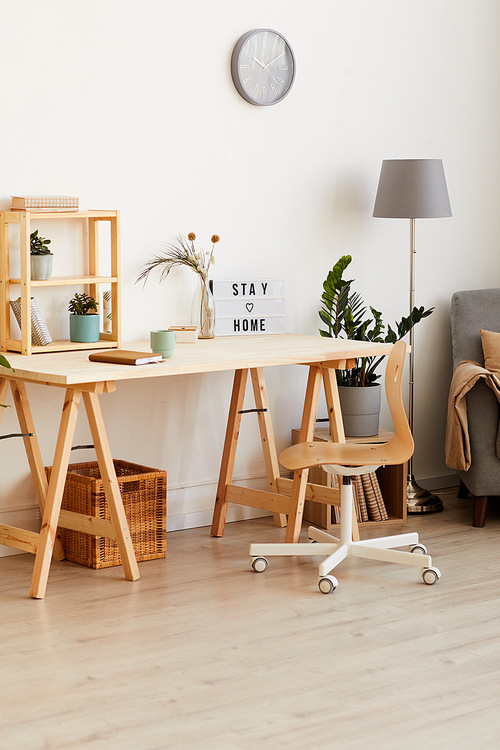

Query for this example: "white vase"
[192,276,215,339]
[30,254,53,280]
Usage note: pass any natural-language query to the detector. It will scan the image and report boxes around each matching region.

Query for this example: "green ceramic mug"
[150,330,177,359]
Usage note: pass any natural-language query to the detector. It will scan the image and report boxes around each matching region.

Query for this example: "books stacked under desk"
[329,471,388,524]
[291,427,407,529]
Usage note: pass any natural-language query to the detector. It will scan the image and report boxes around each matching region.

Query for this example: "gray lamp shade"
[373,159,452,219]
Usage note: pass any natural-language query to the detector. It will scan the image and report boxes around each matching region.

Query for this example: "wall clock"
[231,29,296,106]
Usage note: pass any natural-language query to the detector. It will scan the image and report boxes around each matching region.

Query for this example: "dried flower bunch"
[137,232,220,285]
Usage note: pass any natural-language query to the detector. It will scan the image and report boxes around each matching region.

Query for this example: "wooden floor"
[1,490,500,750]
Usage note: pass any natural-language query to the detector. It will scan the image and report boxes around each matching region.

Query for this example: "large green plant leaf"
[0,354,12,370]
[0,354,13,408]
[319,256,434,386]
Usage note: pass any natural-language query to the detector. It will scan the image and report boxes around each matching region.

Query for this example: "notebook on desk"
[88,350,163,366]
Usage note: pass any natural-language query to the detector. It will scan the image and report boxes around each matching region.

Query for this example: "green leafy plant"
[1,354,13,408]
[30,230,52,255]
[0,354,11,370]
[319,255,433,387]
[68,292,98,316]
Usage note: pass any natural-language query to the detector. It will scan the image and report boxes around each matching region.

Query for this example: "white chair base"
[249,480,441,593]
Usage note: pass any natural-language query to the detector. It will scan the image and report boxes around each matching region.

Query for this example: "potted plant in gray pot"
[30,230,53,280]
[319,255,433,436]
[68,292,99,343]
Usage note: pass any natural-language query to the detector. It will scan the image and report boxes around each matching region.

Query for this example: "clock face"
[231,29,296,106]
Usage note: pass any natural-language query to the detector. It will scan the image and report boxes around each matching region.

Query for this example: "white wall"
[2,0,500,551]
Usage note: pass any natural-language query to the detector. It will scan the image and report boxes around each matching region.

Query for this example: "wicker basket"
[46,460,166,569]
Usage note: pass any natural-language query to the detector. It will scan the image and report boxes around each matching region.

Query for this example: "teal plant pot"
[69,314,100,343]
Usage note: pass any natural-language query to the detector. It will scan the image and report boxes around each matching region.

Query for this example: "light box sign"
[210,279,285,336]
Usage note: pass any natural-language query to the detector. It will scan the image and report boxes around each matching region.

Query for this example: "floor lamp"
[373,159,452,513]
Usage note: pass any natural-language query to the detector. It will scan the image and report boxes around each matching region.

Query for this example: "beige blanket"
[445,360,500,471]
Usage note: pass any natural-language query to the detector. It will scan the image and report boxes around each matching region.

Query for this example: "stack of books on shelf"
[10,297,52,346]
[11,195,79,212]
[328,470,389,523]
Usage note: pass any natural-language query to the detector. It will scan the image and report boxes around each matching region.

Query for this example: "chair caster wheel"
[410,543,427,555]
[422,566,441,585]
[251,557,268,573]
[318,575,338,594]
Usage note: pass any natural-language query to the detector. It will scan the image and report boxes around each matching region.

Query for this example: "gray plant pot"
[338,384,381,437]
[30,254,53,280]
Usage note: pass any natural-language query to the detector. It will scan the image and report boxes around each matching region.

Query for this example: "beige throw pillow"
[480,329,500,371]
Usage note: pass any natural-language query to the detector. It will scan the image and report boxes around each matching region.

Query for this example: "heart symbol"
[246,303,254,313]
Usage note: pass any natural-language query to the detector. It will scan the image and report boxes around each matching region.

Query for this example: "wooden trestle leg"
[285,366,324,543]
[210,363,356,545]
[10,381,66,561]
[0,380,140,599]
[251,368,287,529]
[211,368,248,537]
[30,389,81,599]
[83,392,139,582]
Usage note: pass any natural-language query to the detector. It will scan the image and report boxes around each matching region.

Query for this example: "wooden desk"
[0,334,393,598]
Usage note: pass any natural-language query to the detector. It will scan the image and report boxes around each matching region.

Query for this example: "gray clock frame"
[230,28,296,107]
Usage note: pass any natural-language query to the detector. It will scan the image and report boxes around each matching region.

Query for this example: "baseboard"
[416,474,459,491]
[166,506,271,532]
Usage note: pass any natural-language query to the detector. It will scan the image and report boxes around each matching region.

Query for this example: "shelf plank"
[8,276,118,286]
[6,339,119,354]
[5,211,118,223]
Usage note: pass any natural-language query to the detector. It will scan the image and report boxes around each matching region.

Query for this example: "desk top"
[1,334,394,387]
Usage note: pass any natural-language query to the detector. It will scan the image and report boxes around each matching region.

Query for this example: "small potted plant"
[30,230,53,280]
[68,292,99,343]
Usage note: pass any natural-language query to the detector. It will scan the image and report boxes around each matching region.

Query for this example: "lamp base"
[407,475,444,514]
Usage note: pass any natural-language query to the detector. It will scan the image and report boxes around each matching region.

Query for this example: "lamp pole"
[406,218,443,513]
[373,159,451,514]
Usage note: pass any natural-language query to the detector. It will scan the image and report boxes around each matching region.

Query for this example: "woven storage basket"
[46,460,166,569]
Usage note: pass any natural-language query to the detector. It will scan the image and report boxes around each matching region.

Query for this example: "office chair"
[249,340,441,593]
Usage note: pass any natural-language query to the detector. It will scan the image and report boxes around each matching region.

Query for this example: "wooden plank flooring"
[1,489,500,749]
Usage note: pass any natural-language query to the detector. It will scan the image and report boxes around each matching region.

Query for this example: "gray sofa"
[450,288,500,526]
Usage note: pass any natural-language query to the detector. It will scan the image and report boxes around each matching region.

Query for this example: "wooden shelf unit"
[0,210,122,355]
[291,427,407,530]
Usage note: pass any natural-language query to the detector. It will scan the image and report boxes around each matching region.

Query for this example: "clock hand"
[264,53,284,69]
[251,56,266,68]
[263,67,279,85]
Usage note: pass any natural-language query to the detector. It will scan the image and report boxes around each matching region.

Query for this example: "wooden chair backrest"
[382,340,414,466]
[279,340,414,471]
